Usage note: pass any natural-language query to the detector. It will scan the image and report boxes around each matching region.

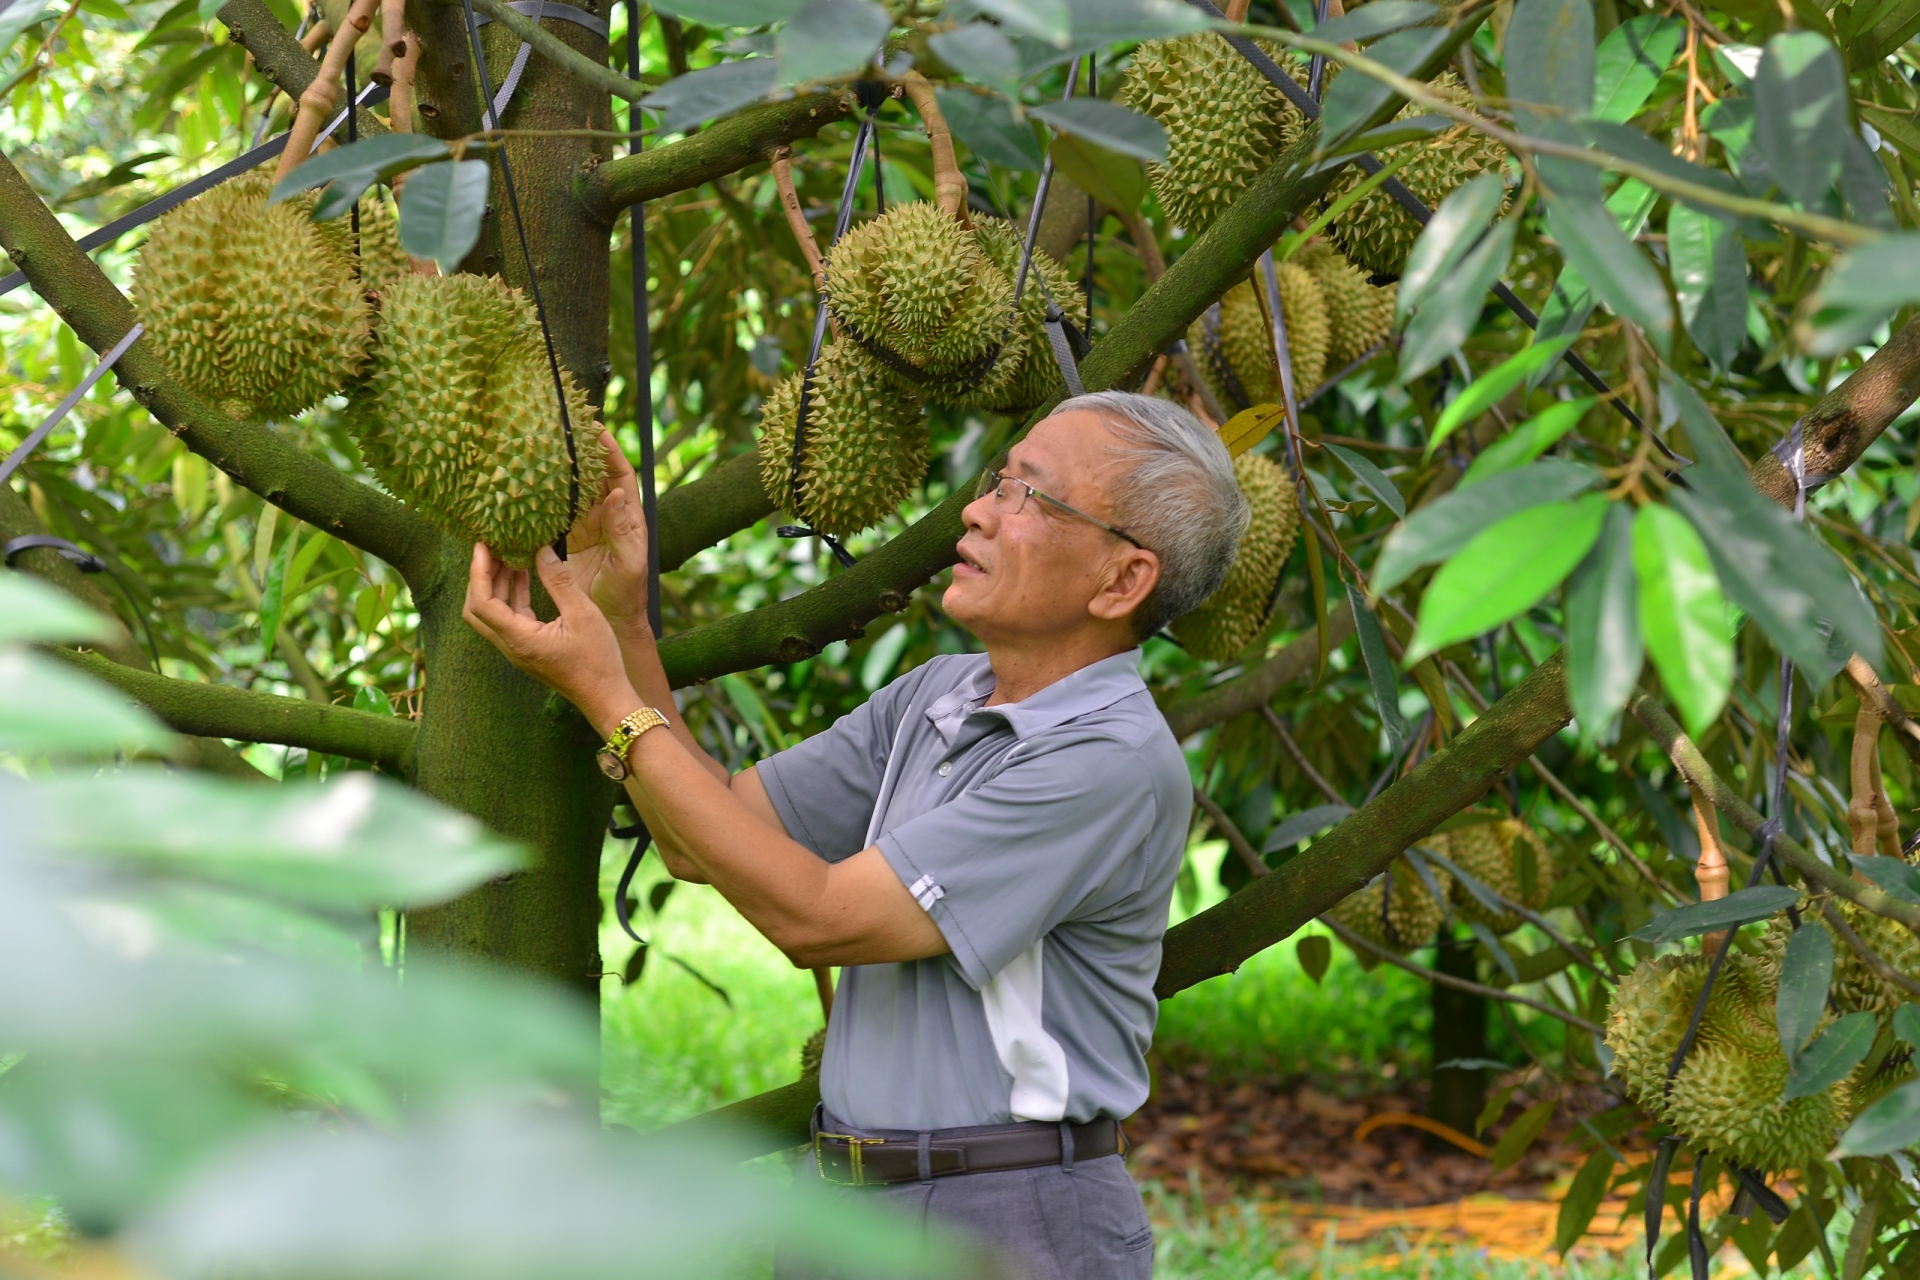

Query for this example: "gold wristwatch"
[597,706,669,781]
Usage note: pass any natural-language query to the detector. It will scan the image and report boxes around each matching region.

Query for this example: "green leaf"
[1838,1077,1920,1156]
[775,0,890,86]
[258,529,295,654]
[938,89,1042,171]
[1310,0,1438,46]
[1777,924,1835,1058]
[0,0,54,55]
[1582,122,1752,227]
[353,584,389,637]
[1029,98,1167,164]
[1504,0,1596,128]
[860,623,911,693]
[971,0,1070,46]
[1848,854,1920,905]
[1459,397,1594,487]
[1565,503,1641,737]
[353,685,395,717]
[1047,133,1145,214]
[1857,102,1920,170]
[1632,503,1732,736]
[1296,934,1332,984]
[398,160,492,273]
[1324,443,1404,518]
[1372,458,1600,594]
[1667,205,1747,374]
[1896,1004,1920,1050]
[1398,217,1517,381]
[651,0,802,21]
[1426,335,1577,457]
[1263,803,1353,853]
[1752,32,1849,207]
[1628,885,1801,943]
[1320,25,1451,147]
[1805,234,1920,356]
[1555,1149,1616,1255]
[0,572,118,646]
[284,531,332,613]
[1489,1097,1556,1173]
[1347,583,1407,756]
[1408,492,1608,661]
[1398,173,1507,322]
[1663,376,1883,677]
[641,59,777,134]
[1544,195,1673,353]
[1787,1011,1876,1099]
[1590,14,1683,122]
[0,650,176,756]
[268,134,449,207]
[927,22,1020,98]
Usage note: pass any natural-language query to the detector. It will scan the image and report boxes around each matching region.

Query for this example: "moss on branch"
[0,150,448,590]
[1161,602,1355,741]
[656,451,774,573]
[57,648,417,772]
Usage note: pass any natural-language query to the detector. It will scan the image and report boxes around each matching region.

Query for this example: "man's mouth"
[954,544,986,575]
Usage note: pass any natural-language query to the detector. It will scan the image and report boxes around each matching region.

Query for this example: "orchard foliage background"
[9,0,1920,1271]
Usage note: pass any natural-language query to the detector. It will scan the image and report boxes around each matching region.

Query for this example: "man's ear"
[1088,547,1160,624]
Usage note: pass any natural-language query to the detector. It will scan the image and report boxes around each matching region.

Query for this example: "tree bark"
[1750,315,1920,506]
[1428,930,1488,1141]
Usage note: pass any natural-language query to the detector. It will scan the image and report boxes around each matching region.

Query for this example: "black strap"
[1645,1136,1677,1277]
[611,808,652,944]
[459,0,580,559]
[628,0,660,635]
[4,535,163,670]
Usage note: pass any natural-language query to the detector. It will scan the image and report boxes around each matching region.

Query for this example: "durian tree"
[14,0,1920,1266]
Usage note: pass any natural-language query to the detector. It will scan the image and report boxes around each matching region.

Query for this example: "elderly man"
[465,390,1248,1277]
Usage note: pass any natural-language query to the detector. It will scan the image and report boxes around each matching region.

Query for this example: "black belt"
[810,1108,1123,1187]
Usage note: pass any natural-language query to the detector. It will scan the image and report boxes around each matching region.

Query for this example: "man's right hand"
[567,429,653,639]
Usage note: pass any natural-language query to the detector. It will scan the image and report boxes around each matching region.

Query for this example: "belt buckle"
[814,1131,886,1186]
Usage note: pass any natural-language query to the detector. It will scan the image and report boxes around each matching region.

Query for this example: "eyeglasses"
[974,467,1149,552]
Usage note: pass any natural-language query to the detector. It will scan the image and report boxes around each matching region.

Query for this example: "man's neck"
[981,633,1136,707]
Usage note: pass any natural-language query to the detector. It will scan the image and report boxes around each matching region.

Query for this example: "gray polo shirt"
[756,648,1189,1132]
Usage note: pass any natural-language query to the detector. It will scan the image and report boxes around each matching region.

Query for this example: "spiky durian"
[1431,818,1554,935]
[825,202,1012,386]
[1329,855,1451,955]
[1759,903,1920,1018]
[1322,73,1510,277]
[1187,271,1329,415]
[314,191,411,294]
[756,340,930,538]
[1122,33,1304,235]
[348,273,603,566]
[1171,452,1299,659]
[953,218,1088,415]
[1606,952,1848,1173]
[1298,241,1396,372]
[132,171,371,422]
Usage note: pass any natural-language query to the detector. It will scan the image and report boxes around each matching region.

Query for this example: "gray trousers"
[778,1122,1154,1280]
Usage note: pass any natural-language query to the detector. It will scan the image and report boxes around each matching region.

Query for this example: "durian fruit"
[1606,952,1849,1172]
[1297,241,1396,372]
[314,191,411,294]
[1122,33,1305,236]
[949,218,1086,415]
[756,340,931,538]
[1187,271,1330,414]
[800,1027,826,1077]
[1321,73,1510,278]
[1433,818,1554,935]
[349,273,604,566]
[824,202,1013,386]
[1171,451,1299,659]
[1329,855,1451,955]
[131,171,372,422]
[1759,903,1920,1018]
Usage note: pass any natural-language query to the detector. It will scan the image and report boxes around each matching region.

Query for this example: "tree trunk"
[1427,929,1487,1142]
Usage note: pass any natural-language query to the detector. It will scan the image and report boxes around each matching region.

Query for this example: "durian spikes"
[1327,855,1451,956]
[277,0,379,182]
[1298,241,1395,372]
[825,201,1012,381]
[131,172,373,422]
[348,273,605,566]
[1431,818,1554,935]
[1171,451,1299,659]
[1187,271,1330,415]
[756,340,931,538]
[901,71,969,222]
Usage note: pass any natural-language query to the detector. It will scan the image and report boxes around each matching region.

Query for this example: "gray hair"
[1055,390,1250,636]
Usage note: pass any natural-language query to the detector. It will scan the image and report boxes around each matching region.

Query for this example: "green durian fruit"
[349,273,603,566]
[1298,241,1396,372]
[936,218,1086,415]
[756,340,931,538]
[800,1027,826,1077]
[1434,818,1554,935]
[1188,270,1330,414]
[314,190,411,294]
[1171,452,1299,660]
[825,202,1013,384]
[1122,33,1304,236]
[1322,73,1510,277]
[132,171,372,422]
[1759,903,1920,1018]
[1329,855,1452,956]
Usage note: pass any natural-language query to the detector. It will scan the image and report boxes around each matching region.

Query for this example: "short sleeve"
[876,732,1162,989]
[755,665,930,862]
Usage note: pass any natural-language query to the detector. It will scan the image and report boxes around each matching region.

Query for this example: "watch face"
[597,748,628,781]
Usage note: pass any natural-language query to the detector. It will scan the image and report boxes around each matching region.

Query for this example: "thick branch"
[460,0,642,104]
[634,1073,819,1150]
[0,150,447,589]
[576,92,855,224]
[217,0,387,139]
[1161,601,1354,740]
[656,451,774,573]
[1750,315,1920,506]
[1626,691,1920,931]
[55,648,417,773]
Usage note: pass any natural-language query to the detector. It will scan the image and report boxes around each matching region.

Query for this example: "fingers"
[464,544,535,647]
[602,428,644,509]
[535,543,597,617]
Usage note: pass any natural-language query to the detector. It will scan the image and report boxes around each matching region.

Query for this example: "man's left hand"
[463,542,637,731]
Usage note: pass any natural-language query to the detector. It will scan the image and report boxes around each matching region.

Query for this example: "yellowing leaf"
[1219,404,1286,459]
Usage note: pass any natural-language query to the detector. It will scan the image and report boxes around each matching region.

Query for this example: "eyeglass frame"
[974,467,1150,553]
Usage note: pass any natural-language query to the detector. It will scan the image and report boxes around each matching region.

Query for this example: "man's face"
[944,410,1145,644]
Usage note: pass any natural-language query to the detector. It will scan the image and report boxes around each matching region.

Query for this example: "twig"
[770,147,828,293]
[1259,704,1346,806]
[1195,786,1269,879]
[900,71,968,223]
[373,0,405,84]
[1320,915,1605,1036]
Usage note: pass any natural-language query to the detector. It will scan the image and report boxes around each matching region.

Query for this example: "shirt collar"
[924,649,1147,745]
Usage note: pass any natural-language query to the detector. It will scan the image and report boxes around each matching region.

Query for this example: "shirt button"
[938,761,952,777]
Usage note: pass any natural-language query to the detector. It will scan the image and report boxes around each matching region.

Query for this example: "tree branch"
[457,0,643,104]
[1749,315,1920,507]
[0,150,448,589]
[656,451,774,573]
[55,648,417,773]
[575,92,856,225]
[1162,601,1355,740]
[217,0,387,140]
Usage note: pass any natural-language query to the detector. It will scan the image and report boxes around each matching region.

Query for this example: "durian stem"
[372,0,405,84]
[1224,0,1251,20]
[770,147,829,294]
[1847,709,1903,859]
[1689,782,1730,950]
[1842,653,1920,778]
[300,20,332,53]
[900,71,970,224]
[387,30,418,133]
[275,0,379,183]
